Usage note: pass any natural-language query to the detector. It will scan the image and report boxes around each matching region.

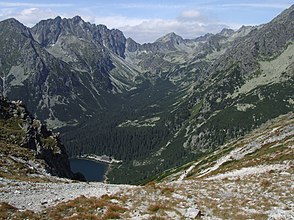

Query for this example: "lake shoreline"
[74,154,122,164]
[69,158,109,182]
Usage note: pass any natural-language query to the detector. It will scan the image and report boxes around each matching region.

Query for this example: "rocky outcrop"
[31,16,126,58]
[0,96,84,180]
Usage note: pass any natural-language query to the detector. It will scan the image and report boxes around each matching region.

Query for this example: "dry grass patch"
[107,204,127,213]
[102,210,121,219]
[145,181,158,189]
[45,195,127,219]
[160,186,175,195]
[147,203,168,212]
[0,202,38,220]
[0,202,17,219]
[64,213,101,220]
[260,179,271,188]
[247,213,268,220]
[148,215,167,220]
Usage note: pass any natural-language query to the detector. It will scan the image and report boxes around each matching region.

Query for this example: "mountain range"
[0,5,293,183]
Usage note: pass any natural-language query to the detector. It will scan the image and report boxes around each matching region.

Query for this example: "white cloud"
[116,10,228,43]
[84,12,228,43]
[114,3,185,9]
[181,10,201,18]
[92,16,148,29]
[120,18,228,43]
[0,6,229,43]
[0,7,58,26]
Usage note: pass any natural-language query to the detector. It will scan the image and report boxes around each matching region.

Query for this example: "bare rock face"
[0,96,84,180]
[207,4,294,75]
[30,16,126,58]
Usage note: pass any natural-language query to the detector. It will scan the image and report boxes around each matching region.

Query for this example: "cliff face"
[0,96,83,180]
[30,16,126,58]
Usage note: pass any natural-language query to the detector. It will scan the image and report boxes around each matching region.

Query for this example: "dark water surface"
[69,158,108,182]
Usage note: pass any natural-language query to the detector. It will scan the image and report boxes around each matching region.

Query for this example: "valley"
[0,4,293,183]
[0,3,293,219]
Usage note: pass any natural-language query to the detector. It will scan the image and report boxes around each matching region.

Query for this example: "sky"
[0,0,292,43]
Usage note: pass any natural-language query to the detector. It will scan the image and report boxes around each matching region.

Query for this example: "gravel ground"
[0,177,134,212]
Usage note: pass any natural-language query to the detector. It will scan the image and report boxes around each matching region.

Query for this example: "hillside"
[1,112,293,219]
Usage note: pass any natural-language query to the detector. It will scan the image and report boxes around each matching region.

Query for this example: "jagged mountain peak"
[206,3,294,76]
[54,15,62,21]
[31,16,127,57]
[193,32,214,42]
[155,32,184,43]
[126,37,140,52]
[237,25,256,34]
[0,17,30,33]
[219,28,234,37]
[0,17,34,72]
[1,17,23,26]
[272,3,294,22]
[126,37,137,43]
[71,15,83,22]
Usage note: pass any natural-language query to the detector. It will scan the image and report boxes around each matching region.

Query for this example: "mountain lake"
[69,158,108,182]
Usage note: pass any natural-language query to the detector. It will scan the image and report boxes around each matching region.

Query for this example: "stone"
[185,207,201,219]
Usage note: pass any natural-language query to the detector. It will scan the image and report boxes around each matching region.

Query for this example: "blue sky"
[0,0,292,43]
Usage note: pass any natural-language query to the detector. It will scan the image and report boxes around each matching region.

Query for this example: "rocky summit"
[0,3,293,220]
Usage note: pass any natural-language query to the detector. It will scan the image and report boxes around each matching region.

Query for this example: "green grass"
[190,100,203,119]
[41,136,58,153]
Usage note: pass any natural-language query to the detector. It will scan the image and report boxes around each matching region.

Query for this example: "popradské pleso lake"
[69,158,108,182]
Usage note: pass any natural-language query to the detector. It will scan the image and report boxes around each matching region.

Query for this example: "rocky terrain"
[0,96,83,180]
[0,177,132,212]
[0,112,293,219]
